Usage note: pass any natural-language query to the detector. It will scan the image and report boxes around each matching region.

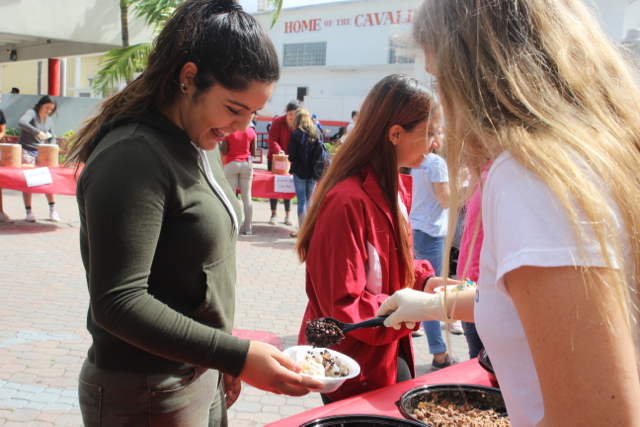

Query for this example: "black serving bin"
[397,384,507,424]
[300,414,426,427]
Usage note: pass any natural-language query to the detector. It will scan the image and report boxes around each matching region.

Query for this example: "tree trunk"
[120,0,129,47]
[120,0,132,85]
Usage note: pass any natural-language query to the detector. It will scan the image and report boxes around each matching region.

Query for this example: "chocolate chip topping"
[305,318,345,347]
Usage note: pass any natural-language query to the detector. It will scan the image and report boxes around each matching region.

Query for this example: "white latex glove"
[37,131,47,140]
[376,289,447,329]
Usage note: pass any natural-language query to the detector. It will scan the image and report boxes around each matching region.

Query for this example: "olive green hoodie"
[77,110,249,376]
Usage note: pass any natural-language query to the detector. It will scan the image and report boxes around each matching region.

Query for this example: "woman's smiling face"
[180,81,274,151]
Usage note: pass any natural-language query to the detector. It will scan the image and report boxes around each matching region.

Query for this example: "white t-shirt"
[475,152,635,427]
[346,120,356,135]
[410,153,449,237]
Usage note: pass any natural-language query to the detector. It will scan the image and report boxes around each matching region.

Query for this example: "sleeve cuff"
[207,332,251,378]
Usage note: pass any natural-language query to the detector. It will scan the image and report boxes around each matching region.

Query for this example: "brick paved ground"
[0,188,469,426]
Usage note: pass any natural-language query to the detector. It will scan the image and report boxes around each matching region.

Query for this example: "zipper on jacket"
[191,142,239,235]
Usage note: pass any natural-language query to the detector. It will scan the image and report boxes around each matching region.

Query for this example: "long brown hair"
[295,74,439,288]
[66,0,279,165]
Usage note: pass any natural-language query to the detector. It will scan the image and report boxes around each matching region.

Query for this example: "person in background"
[0,98,12,223]
[10,88,19,94]
[410,117,462,371]
[220,126,257,235]
[346,110,358,135]
[267,100,299,226]
[287,108,320,238]
[65,1,321,425]
[378,0,640,425]
[334,110,359,149]
[311,113,325,143]
[18,95,59,222]
[456,164,491,359]
[296,74,453,404]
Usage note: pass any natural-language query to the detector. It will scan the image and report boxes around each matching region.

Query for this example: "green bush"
[5,127,20,136]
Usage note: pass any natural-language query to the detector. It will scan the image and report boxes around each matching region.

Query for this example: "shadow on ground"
[0,221,69,235]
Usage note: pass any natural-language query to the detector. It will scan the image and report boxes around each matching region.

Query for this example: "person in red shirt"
[221,126,257,235]
[295,74,450,403]
[267,100,299,225]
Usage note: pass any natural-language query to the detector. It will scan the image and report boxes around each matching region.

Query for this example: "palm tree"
[264,0,284,29]
[120,0,130,48]
[94,0,286,96]
[93,0,182,96]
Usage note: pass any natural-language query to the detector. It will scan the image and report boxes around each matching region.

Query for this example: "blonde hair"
[293,108,319,142]
[413,0,640,335]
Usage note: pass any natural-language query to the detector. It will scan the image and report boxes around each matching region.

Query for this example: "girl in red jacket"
[296,74,443,403]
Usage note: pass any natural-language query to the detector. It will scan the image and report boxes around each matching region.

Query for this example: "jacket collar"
[360,166,413,240]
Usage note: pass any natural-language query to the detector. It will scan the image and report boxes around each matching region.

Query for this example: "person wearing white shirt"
[378,0,640,425]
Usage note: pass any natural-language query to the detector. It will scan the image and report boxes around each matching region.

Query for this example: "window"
[283,42,327,67]
[389,36,416,64]
[296,87,308,102]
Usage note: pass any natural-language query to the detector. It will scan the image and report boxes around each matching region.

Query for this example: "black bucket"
[397,384,507,423]
[299,414,426,427]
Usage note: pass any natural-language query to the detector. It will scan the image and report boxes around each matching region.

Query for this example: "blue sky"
[240,0,347,13]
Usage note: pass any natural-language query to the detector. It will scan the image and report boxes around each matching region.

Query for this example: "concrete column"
[75,57,82,96]
[48,58,60,96]
[37,61,43,95]
[60,58,67,97]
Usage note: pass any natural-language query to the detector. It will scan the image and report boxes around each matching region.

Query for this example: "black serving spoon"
[324,315,389,334]
[305,316,390,348]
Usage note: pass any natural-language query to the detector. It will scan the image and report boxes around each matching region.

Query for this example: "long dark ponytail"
[66,0,279,165]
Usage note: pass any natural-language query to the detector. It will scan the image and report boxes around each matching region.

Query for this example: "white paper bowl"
[283,345,361,393]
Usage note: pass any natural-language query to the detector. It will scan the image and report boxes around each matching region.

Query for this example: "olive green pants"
[79,359,226,427]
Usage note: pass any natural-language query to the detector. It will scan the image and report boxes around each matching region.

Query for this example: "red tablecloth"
[0,166,80,196]
[250,169,296,200]
[266,359,493,426]
[0,167,294,200]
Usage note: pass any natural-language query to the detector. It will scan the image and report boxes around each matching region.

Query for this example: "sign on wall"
[284,9,414,34]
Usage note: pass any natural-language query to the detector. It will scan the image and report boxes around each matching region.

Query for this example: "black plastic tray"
[397,383,507,424]
[300,414,426,427]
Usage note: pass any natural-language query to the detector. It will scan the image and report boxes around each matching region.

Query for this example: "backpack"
[309,139,330,181]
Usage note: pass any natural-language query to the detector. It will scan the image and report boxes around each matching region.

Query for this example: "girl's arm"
[507,265,640,427]
[47,120,55,144]
[18,110,42,136]
[377,287,475,326]
[433,181,450,209]
[250,137,257,157]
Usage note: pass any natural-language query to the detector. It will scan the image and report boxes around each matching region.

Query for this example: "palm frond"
[129,0,183,27]
[93,43,153,96]
[265,0,284,29]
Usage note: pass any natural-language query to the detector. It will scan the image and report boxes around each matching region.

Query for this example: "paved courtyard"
[0,188,469,426]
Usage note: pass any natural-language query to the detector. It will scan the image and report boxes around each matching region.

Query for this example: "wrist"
[422,276,435,292]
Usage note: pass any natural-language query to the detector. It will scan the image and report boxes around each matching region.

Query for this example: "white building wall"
[253,0,421,121]
[622,0,640,39]
[587,0,628,41]
[254,0,640,122]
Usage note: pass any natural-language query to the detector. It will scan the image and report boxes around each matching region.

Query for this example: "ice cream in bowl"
[283,345,361,393]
